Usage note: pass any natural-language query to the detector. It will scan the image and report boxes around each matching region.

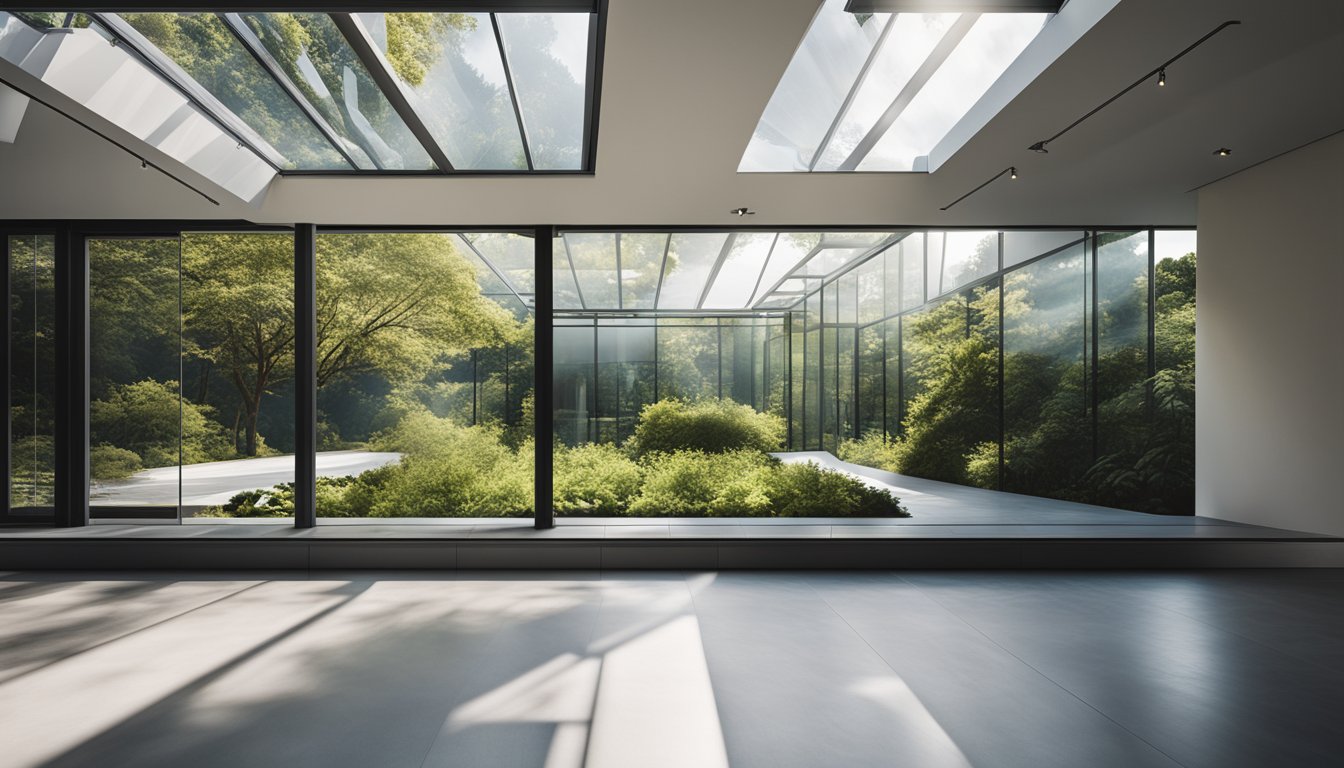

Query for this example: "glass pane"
[813,12,959,170]
[1093,231,1153,510]
[467,232,535,294]
[564,233,618,309]
[857,255,884,324]
[899,234,925,312]
[619,233,667,309]
[857,324,884,436]
[939,230,998,293]
[837,270,859,324]
[241,12,435,169]
[552,235,582,308]
[739,0,889,171]
[797,247,869,277]
[656,322,720,400]
[496,13,588,170]
[358,12,526,169]
[658,233,730,309]
[703,232,777,309]
[555,324,595,445]
[596,321,655,444]
[120,13,350,170]
[898,281,1000,486]
[859,14,1049,171]
[1003,230,1084,268]
[884,317,901,437]
[1151,230,1196,513]
[88,238,182,520]
[7,236,56,521]
[803,328,820,449]
[1002,243,1089,498]
[180,233,295,520]
[752,233,820,304]
[316,232,533,518]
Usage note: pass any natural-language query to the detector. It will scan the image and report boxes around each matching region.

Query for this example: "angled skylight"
[0,8,599,174]
[740,0,1050,172]
[555,231,902,312]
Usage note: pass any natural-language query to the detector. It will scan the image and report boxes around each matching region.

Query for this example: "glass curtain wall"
[6,235,56,523]
[825,229,1196,515]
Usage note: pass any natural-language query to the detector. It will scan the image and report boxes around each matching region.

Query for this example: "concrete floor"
[1,570,1341,768]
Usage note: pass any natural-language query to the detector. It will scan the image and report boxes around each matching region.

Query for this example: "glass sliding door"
[6,235,57,523]
[87,237,183,521]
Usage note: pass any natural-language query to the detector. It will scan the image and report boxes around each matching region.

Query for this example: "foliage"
[89,445,143,482]
[89,380,233,474]
[767,460,907,518]
[628,398,785,457]
[553,443,642,516]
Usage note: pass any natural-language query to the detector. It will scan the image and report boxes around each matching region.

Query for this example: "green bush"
[89,444,143,481]
[838,432,908,473]
[90,379,234,469]
[627,398,785,457]
[554,443,642,516]
[366,412,531,517]
[765,460,908,518]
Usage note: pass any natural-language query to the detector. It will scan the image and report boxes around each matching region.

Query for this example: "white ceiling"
[0,0,1340,227]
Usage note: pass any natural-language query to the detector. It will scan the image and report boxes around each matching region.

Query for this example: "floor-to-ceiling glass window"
[313,231,535,519]
[6,235,56,523]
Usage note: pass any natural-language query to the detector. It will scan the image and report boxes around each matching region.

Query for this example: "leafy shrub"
[627,451,906,518]
[838,432,907,473]
[627,450,774,517]
[89,445,142,481]
[90,379,233,469]
[765,461,907,518]
[366,412,531,517]
[554,443,642,516]
[627,398,784,457]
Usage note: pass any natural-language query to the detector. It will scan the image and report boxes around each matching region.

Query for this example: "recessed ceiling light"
[1214,147,1232,157]
[730,207,756,217]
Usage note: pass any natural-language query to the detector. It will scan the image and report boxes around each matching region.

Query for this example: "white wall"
[1197,132,1344,536]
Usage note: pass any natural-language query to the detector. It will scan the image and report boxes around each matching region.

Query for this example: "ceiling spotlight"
[1214,147,1232,157]
[730,207,756,217]
[1157,68,1166,87]
[140,158,147,169]
[1028,141,1048,153]
[1009,167,1018,180]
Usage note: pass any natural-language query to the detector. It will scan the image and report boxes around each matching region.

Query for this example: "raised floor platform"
[3,456,1339,570]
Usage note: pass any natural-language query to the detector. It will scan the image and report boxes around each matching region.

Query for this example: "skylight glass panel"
[619,233,669,309]
[751,233,821,304]
[356,12,526,170]
[657,233,731,309]
[496,13,588,170]
[240,12,435,169]
[739,0,888,172]
[740,3,1050,173]
[930,230,998,297]
[812,12,956,171]
[702,233,778,309]
[464,232,535,294]
[120,13,350,170]
[553,236,582,308]
[859,13,1047,171]
[565,233,619,308]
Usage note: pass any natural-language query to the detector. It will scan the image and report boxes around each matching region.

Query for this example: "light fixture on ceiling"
[731,207,756,217]
[1214,147,1232,157]
[1157,68,1166,87]
[1010,167,1018,180]
[1028,141,1048,153]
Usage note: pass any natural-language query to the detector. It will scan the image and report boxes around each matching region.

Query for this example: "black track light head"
[1028,141,1048,153]
[1158,68,1166,87]
[1009,167,1018,180]
[1214,147,1232,157]
[730,207,756,217]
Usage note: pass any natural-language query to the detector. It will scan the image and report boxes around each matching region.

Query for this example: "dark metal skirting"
[1,538,1340,571]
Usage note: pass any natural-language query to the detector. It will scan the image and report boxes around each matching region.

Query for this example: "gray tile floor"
[1,570,1341,768]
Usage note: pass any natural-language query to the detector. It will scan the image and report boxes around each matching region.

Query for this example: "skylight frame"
[3,3,606,175]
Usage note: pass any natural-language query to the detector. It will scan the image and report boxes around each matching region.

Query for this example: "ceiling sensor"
[730,207,756,216]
